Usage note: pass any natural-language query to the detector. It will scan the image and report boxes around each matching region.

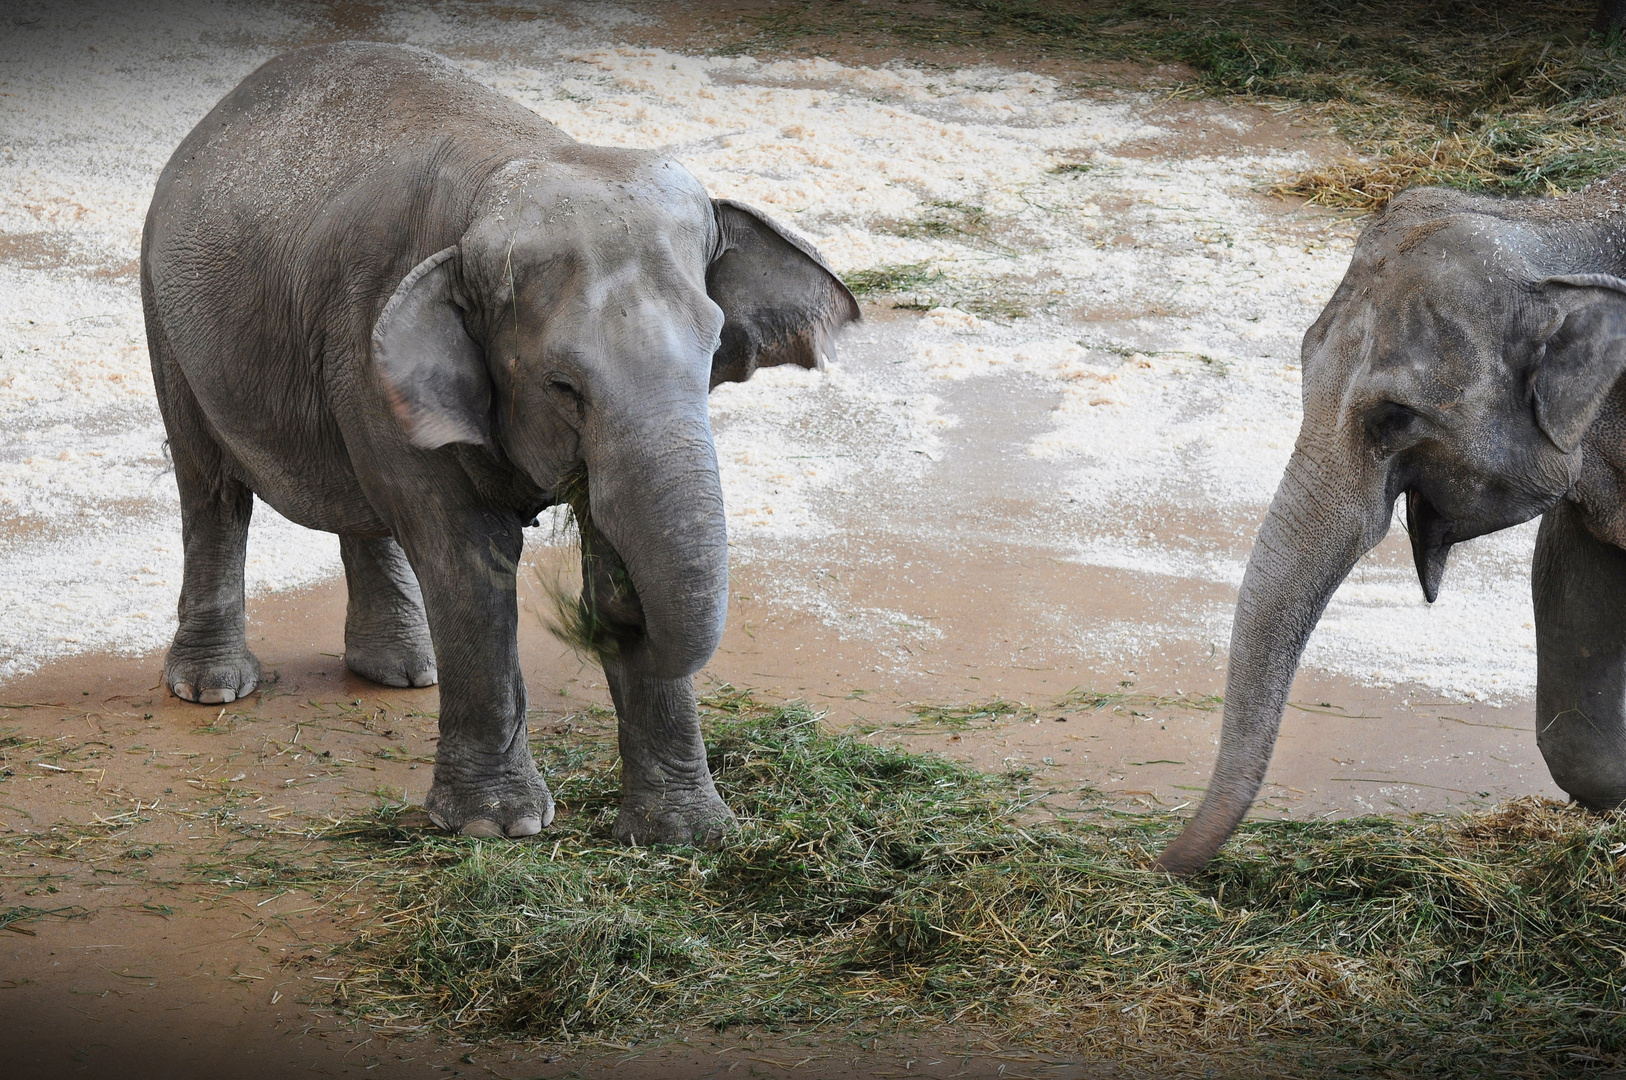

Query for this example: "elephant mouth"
[1406,488,1454,604]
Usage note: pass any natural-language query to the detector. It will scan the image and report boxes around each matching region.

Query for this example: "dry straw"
[327,690,1626,1077]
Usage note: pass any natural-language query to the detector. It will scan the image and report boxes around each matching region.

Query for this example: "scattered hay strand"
[0,904,88,935]
[328,690,1626,1076]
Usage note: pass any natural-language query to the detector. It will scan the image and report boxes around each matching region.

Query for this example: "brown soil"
[0,230,139,282]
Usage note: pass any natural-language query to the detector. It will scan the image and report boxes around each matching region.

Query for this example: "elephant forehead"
[496,157,714,240]
[1305,290,1513,426]
[499,234,720,341]
[495,235,722,376]
[569,283,723,362]
[472,178,715,293]
[1329,233,1534,376]
[1361,216,1543,322]
[1361,297,1514,404]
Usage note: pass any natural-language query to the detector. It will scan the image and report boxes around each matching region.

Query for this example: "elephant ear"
[706,199,860,388]
[372,246,492,449]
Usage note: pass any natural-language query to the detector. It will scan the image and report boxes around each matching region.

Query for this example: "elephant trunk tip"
[1151,787,1260,876]
[1150,823,1230,878]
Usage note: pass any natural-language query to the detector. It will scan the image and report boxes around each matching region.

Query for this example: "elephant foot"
[166,642,261,705]
[1566,787,1626,814]
[612,788,737,848]
[340,535,436,687]
[344,630,438,689]
[425,767,554,839]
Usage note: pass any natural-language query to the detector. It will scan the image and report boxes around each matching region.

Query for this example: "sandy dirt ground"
[0,1,1574,1077]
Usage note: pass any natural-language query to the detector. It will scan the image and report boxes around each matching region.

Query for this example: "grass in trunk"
[724,0,1626,209]
[330,689,1626,1076]
[537,462,636,659]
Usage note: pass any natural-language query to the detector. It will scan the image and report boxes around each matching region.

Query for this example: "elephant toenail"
[540,803,556,828]
[200,688,236,704]
[427,811,448,830]
[173,682,195,701]
[460,819,503,838]
[506,815,543,838]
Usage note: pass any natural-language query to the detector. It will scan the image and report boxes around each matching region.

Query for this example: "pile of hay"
[332,690,1626,1076]
[738,1,1626,210]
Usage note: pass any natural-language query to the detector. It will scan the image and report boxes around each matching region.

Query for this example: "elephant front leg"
[166,468,260,704]
[602,652,737,847]
[340,535,437,688]
[1533,499,1626,809]
[402,512,553,838]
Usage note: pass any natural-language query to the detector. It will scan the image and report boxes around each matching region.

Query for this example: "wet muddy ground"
[0,1,1569,1077]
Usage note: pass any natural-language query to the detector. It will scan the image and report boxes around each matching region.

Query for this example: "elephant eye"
[544,373,586,422]
[1365,400,1421,450]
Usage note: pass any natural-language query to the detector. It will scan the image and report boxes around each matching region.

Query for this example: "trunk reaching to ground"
[1153,447,1382,876]
[1598,0,1626,32]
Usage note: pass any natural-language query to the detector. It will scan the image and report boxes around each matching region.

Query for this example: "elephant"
[141,42,858,843]
[1154,173,1626,875]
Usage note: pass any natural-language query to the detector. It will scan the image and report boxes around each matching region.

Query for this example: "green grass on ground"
[727,1,1626,209]
[325,690,1626,1078]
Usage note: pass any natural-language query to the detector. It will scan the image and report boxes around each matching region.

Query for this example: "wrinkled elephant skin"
[142,43,857,843]
[1155,175,1626,875]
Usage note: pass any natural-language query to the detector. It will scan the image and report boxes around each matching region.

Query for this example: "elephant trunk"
[1153,443,1389,876]
[581,410,729,681]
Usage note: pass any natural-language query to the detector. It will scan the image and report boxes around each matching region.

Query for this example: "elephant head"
[1154,186,1626,876]
[371,151,858,681]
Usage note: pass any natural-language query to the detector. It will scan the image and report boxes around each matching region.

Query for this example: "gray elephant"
[141,43,857,842]
[1156,175,1626,875]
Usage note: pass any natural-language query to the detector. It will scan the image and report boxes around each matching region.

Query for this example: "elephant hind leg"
[1534,499,1626,809]
[340,535,437,688]
[159,414,261,705]
[150,311,261,705]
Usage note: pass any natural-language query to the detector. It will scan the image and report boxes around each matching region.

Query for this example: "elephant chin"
[1406,488,1454,604]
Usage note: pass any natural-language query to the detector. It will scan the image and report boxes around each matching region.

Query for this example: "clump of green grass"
[727,1,1626,209]
[906,696,1036,729]
[840,261,944,297]
[844,206,1031,316]
[1063,685,1224,714]
[896,686,1222,733]
[960,294,1031,321]
[331,689,1626,1075]
[842,261,1031,317]
[887,200,994,242]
